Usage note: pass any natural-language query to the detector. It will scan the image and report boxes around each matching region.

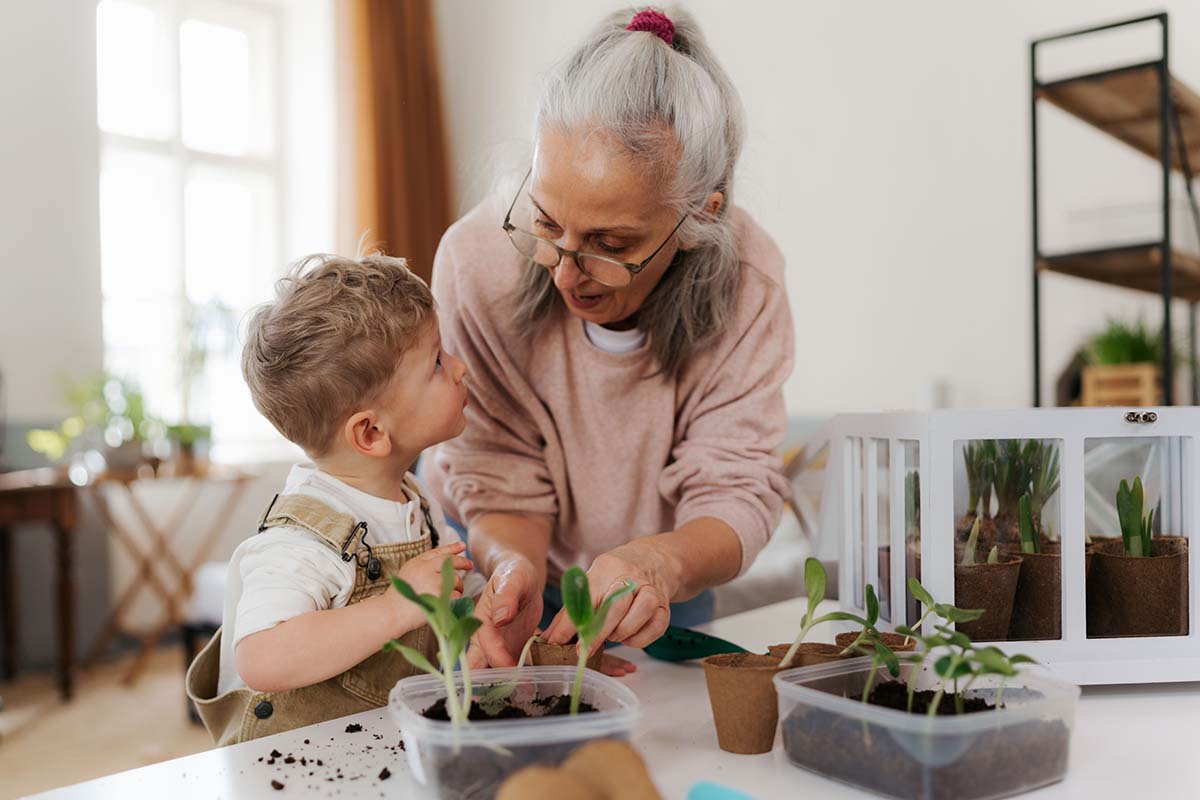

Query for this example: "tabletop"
[24,597,1200,799]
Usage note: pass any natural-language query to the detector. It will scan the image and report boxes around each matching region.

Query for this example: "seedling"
[959,518,999,565]
[904,469,921,540]
[560,567,635,714]
[1028,443,1060,524]
[385,558,481,728]
[962,442,994,518]
[778,558,868,668]
[1018,493,1040,555]
[895,578,1035,715]
[1117,477,1154,557]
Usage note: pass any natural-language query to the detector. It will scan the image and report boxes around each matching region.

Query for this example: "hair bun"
[626,8,674,47]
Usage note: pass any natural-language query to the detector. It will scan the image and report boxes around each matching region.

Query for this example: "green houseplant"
[1087,477,1189,637]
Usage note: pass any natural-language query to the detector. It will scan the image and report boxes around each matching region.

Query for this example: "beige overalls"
[185,481,440,746]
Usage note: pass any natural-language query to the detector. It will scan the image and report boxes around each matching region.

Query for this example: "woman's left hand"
[543,540,678,653]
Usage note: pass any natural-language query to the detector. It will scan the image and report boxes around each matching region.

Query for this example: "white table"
[25,598,1200,799]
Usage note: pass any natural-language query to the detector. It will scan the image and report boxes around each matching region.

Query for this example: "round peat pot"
[1001,544,1061,641]
[953,556,1022,641]
[834,631,918,654]
[1087,537,1189,637]
[767,642,855,667]
[701,652,783,754]
[527,641,604,671]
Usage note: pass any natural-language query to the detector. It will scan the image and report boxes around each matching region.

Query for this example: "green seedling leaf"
[873,640,901,677]
[580,580,635,644]
[961,517,981,566]
[804,557,827,622]
[384,641,439,677]
[1009,654,1038,667]
[446,616,484,666]
[478,682,516,716]
[933,625,972,649]
[450,596,476,620]
[908,578,936,610]
[865,584,880,626]
[390,575,436,615]
[971,646,1018,676]
[1018,493,1039,555]
[934,656,972,680]
[561,567,594,631]
[939,605,984,623]
[986,545,999,564]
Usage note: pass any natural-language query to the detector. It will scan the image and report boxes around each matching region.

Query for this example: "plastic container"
[389,666,640,800]
[774,657,1079,800]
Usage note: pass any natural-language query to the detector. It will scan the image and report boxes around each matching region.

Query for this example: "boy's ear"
[345,410,392,458]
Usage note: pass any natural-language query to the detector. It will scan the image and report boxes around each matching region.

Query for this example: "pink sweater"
[424,198,793,581]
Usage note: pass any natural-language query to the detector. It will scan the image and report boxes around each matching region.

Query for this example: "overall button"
[254,700,274,719]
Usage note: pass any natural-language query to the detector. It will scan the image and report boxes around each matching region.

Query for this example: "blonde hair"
[242,253,434,456]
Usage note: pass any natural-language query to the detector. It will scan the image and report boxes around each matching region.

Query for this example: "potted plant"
[166,423,211,476]
[990,440,1040,547]
[1087,477,1189,637]
[1003,493,1062,640]
[1080,317,1177,406]
[776,578,1079,799]
[957,441,995,544]
[954,517,1022,641]
[387,560,641,799]
[703,558,864,755]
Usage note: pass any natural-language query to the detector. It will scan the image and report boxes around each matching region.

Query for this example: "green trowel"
[642,625,747,662]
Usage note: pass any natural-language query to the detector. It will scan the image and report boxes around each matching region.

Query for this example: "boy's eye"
[435,353,442,370]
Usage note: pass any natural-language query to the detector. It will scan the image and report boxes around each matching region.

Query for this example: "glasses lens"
[577,255,633,287]
[507,229,560,267]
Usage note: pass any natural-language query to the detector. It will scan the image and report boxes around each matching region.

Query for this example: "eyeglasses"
[501,168,686,288]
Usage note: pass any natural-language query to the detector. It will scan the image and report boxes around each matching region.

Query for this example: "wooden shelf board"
[1037,62,1200,178]
[1038,243,1200,302]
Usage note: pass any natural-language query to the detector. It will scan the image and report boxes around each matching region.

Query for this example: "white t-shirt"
[217,464,480,695]
[583,320,647,354]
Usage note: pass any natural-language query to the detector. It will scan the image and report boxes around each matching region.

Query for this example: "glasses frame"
[501,168,687,288]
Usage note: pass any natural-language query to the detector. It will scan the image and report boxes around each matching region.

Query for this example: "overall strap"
[257,493,378,577]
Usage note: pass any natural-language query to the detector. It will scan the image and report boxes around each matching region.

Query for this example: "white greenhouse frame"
[817,407,1199,685]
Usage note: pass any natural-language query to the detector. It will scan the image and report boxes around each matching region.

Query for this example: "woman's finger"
[586,586,637,652]
[430,541,467,556]
[450,555,473,572]
[606,586,661,644]
[623,605,672,649]
[542,607,574,645]
[474,623,517,667]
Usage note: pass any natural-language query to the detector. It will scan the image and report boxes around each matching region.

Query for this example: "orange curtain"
[338,0,451,284]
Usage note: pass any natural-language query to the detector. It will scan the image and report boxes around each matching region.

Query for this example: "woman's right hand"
[467,556,544,669]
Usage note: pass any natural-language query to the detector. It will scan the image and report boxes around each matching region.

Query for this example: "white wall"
[0,0,105,424]
[432,0,1200,415]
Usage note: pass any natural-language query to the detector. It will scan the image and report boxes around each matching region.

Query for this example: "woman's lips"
[565,289,605,310]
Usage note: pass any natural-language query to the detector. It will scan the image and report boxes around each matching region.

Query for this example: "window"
[96,0,325,462]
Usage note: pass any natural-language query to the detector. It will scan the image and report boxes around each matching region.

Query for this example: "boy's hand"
[386,542,472,633]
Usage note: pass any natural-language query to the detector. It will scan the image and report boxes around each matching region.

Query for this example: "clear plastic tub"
[389,666,640,800]
[774,657,1079,800]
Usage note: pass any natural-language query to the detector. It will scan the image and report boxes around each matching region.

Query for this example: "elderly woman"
[425,6,793,671]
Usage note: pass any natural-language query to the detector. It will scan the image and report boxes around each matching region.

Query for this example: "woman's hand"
[543,540,679,653]
[466,556,544,669]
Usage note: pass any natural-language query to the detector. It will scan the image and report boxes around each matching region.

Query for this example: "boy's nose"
[452,353,468,383]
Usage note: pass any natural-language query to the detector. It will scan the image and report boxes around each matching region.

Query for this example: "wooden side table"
[0,468,80,700]
[82,466,254,684]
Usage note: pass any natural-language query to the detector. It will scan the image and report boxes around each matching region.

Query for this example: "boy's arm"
[235,593,420,693]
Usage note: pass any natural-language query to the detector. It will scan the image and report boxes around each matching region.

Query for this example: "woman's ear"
[704,190,725,219]
[344,410,392,458]
[678,191,724,251]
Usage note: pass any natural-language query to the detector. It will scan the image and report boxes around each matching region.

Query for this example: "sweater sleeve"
[658,267,794,577]
[428,222,559,526]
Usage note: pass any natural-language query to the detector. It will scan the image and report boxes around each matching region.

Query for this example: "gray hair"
[512,5,744,378]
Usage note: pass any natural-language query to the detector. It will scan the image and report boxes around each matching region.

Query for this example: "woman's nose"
[553,254,585,292]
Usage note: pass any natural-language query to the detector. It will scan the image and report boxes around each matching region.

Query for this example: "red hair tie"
[626,8,674,47]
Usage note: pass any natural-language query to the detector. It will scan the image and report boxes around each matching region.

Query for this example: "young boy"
[186,253,479,746]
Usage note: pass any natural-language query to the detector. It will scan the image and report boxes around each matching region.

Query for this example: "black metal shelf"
[1031,12,1200,406]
